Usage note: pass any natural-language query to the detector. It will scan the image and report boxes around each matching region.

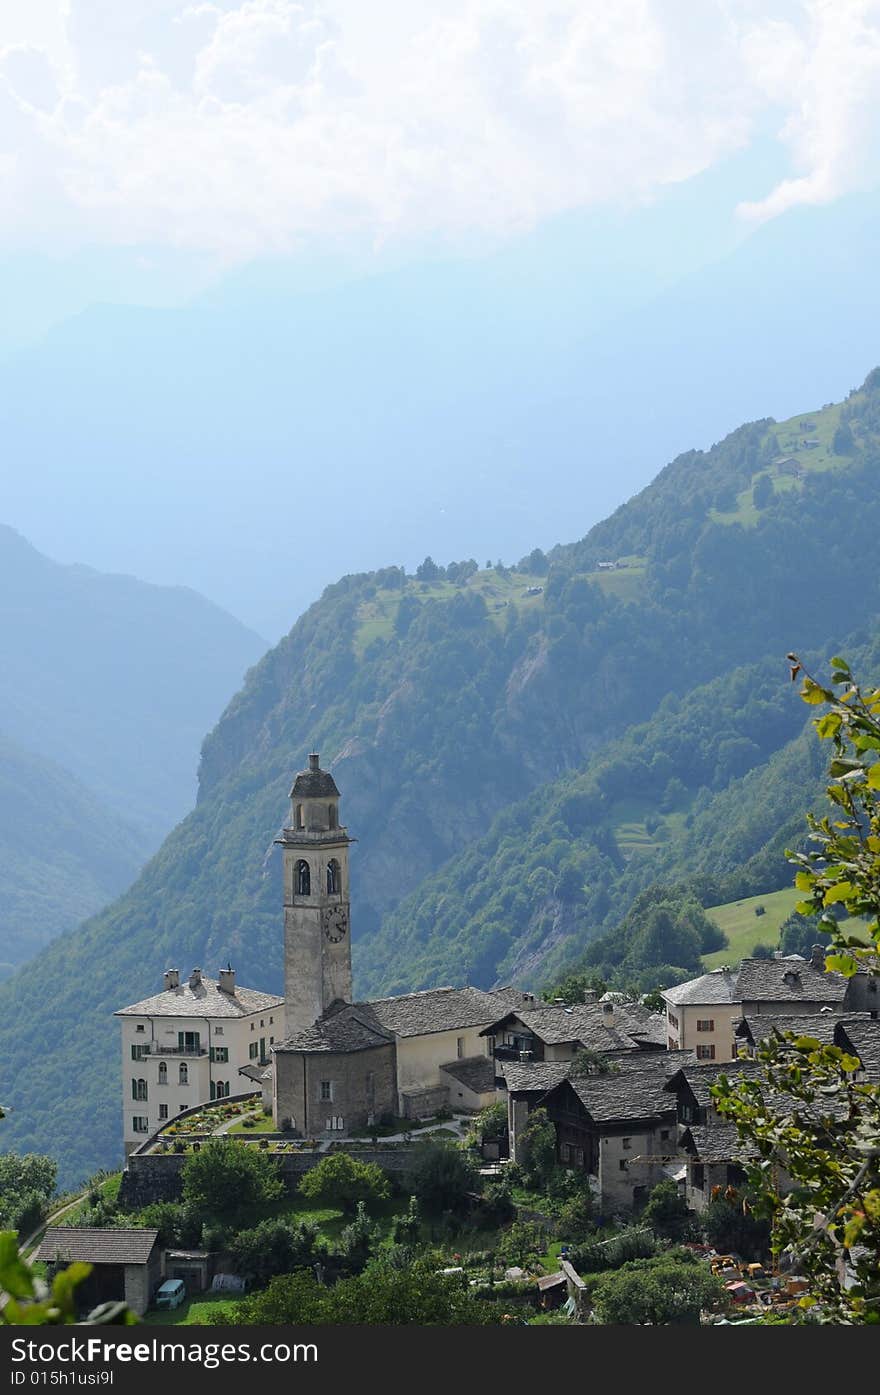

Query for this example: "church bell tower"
[276,753,353,1034]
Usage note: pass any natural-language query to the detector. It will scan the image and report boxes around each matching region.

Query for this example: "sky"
[2,2,880,637]
[3,1,880,267]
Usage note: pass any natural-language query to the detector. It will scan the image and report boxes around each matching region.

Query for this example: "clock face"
[322,904,348,943]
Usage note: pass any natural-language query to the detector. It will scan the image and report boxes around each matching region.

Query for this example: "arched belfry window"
[328,804,337,829]
[327,859,340,895]
[295,859,311,896]
[295,803,304,830]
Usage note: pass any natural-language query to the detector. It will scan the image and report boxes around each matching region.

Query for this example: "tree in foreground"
[207,1263,508,1325]
[298,1152,390,1214]
[590,1252,725,1325]
[714,656,880,1321]
[180,1139,283,1222]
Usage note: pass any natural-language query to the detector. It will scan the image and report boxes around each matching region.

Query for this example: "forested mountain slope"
[0,735,143,975]
[3,371,880,1185]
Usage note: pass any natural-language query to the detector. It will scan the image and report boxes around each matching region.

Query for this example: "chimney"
[602,1001,614,1017]
[810,944,826,970]
[552,997,565,1007]
[783,969,800,988]
[189,967,202,990]
[583,989,598,1004]
[163,969,180,992]
[309,753,320,772]
[218,965,236,995]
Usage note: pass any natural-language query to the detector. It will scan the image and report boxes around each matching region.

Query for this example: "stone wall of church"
[274,1042,397,1135]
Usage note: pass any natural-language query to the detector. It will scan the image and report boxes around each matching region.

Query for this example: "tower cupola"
[288,753,341,832]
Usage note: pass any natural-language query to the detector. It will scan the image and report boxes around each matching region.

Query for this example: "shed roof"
[438,1055,497,1093]
[35,1228,159,1266]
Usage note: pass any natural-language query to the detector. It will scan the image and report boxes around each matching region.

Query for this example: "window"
[216,1081,230,1099]
[660,1129,670,1141]
[210,1046,229,1063]
[696,1044,716,1061]
[177,1031,200,1053]
[325,1116,344,1131]
[179,1062,189,1084]
[269,1036,274,1045]
[295,859,311,896]
[214,1026,224,1036]
[269,1016,274,1024]
[131,1078,148,1101]
[260,1019,264,1027]
[251,1022,254,1030]
[295,803,304,830]
[158,1104,168,1120]
[457,1036,465,1059]
[327,859,340,894]
[622,1137,631,1150]
[696,1019,715,1032]
[619,1160,627,1172]
[158,1061,167,1084]
[249,1042,259,1060]
[130,1044,149,1061]
[667,1011,679,1029]
[328,804,337,829]
[132,1116,149,1134]
[179,1104,186,1113]
[135,1024,145,1033]
[320,1080,333,1102]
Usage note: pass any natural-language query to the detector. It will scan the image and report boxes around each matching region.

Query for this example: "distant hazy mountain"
[0,525,267,841]
[0,733,144,977]
[3,188,880,637]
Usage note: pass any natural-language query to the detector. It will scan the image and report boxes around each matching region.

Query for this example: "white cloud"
[0,0,878,257]
[738,0,880,221]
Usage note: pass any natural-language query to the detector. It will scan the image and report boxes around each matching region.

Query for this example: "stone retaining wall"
[118,1144,416,1209]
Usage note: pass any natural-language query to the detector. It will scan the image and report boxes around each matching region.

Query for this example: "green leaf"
[866,764,880,790]
[824,882,855,905]
[802,678,831,706]
[843,1214,865,1248]
[816,713,843,739]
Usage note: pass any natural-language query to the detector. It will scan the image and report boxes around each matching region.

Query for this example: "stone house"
[34,1227,162,1317]
[662,950,873,1066]
[273,984,516,1131]
[539,1056,685,1211]
[481,998,667,1064]
[115,967,285,1154]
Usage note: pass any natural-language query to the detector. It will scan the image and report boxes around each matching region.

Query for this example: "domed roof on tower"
[290,752,340,800]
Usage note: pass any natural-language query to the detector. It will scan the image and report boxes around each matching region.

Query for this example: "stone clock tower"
[276,754,354,1034]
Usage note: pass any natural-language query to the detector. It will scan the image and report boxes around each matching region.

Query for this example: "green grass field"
[710,397,859,529]
[141,1292,247,1326]
[701,888,801,969]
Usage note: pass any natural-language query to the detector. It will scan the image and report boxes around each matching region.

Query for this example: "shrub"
[299,1153,390,1214]
[181,1139,282,1221]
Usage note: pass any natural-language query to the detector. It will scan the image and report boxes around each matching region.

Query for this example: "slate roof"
[553,1055,685,1124]
[290,757,340,799]
[681,1124,756,1165]
[735,1012,867,1049]
[115,977,284,1019]
[273,1005,395,1055]
[357,985,517,1038]
[438,1055,497,1093]
[663,969,740,1007]
[836,1018,880,1080]
[498,1059,573,1095]
[736,957,849,1005]
[480,1001,667,1052]
[238,1063,269,1082]
[35,1228,159,1266]
[666,1059,763,1109]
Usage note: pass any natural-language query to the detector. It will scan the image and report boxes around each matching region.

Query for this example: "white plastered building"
[115,966,284,1154]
